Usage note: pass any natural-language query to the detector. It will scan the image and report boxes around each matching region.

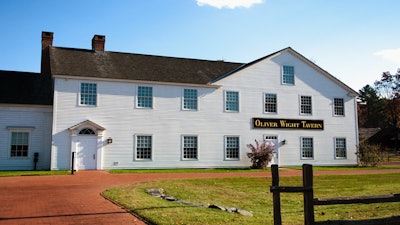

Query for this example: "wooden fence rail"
[270,164,400,225]
[314,194,400,205]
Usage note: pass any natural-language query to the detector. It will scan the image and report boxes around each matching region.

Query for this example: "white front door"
[265,136,278,166]
[76,138,97,170]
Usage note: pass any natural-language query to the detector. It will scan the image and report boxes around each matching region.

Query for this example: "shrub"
[246,139,274,169]
[356,142,384,167]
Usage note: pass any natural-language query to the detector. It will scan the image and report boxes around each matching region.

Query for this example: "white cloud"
[374,48,400,65]
[196,0,264,9]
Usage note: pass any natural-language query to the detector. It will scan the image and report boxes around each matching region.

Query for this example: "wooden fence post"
[303,164,314,225]
[271,164,282,225]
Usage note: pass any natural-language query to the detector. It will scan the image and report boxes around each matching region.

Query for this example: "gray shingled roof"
[0,71,53,105]
[50,47,244,85]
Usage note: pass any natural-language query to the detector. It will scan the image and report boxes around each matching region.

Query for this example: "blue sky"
[0,0,399,91]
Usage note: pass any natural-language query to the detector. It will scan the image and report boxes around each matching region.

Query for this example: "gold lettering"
[280,120,300,128]
[301,121,323,129]
[255,119,261,127]
[254,119,279,128]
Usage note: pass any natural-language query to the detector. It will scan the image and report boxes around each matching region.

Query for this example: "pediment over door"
[68,120,106,136]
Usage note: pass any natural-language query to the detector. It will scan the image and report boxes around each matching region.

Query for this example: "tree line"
[358,69,400,152]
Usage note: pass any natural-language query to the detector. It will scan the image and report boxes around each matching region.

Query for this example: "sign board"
[252,118,324,130]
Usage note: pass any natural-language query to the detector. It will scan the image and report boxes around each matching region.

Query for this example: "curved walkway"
[1,168,400,225]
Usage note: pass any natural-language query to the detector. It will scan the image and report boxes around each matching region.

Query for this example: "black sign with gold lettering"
[252,118,324,130]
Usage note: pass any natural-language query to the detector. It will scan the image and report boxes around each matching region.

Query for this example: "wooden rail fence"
[270,164,400,225]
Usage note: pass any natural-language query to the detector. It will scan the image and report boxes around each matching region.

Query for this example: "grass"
[108,168,269,174]
[103,173,400,225]
[0,170,70,177]
[108,164,400,174]
[288,165,400,170]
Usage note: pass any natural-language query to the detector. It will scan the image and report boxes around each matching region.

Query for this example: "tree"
[356,142,385,167]
[358,85,385,127]
[246,139,273,169]
[374,69,400,151]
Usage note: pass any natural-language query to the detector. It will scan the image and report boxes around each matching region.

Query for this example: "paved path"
[1,168,399,225]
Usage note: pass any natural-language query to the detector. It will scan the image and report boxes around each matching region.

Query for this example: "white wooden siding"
[51,50,358,169]
[0,105,52,170]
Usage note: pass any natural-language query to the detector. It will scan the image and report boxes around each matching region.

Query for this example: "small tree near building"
[356,142,385,167]
[246,139,273,169]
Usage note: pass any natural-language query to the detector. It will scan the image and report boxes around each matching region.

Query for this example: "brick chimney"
[92,35,105,51]
[41,31,53,76]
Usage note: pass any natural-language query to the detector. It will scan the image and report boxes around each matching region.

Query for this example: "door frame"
[75,136,98,170]
[68,120,106,170]
[264,134,279,166]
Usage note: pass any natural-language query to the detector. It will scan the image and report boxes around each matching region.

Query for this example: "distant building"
[0,32,359,170]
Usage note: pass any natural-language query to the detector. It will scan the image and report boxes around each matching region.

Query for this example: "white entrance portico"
[68,120,106,170]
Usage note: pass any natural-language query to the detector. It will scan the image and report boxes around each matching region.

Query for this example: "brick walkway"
[1,168,399,225]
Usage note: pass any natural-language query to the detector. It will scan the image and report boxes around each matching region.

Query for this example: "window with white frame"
[135,135,152,160]
[333,98,345,116]
[80,83,97,106]
[301,137,314,159]
[300,96,312,115]
[225,136,239,160]
[183,136,198,160]
[282,65,295,85]
[137,86,153,108]
[225,91,239,112]
[264,93,277,113]
[10,132,30,157]
[183,89,198,110]
[335,138,347,159]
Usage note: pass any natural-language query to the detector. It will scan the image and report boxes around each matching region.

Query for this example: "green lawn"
[0,170,70,177]
[103,173,400,225]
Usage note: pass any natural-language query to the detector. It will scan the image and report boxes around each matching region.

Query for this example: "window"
[264,93,277,113]
[137,86,153,108]
[79,128,96,135]
[282,65,295,85]
[183,89,198,110]
[225,91,239,112]
[80,83,97,106]
[335,138,347,159]
[136,135,152,160]
[225,136,239,160]
[10,132,29,157]
[183,136,198,160]
[301,137,313,159]
[300,96,312,115]
[334,98,345,116]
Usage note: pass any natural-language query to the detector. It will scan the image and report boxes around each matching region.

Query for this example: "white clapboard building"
[0,32,359,170]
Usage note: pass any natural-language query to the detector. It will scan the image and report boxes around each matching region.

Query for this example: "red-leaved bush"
[246,139,274,169]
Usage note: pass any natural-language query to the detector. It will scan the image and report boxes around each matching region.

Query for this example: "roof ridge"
[51,46,243,65]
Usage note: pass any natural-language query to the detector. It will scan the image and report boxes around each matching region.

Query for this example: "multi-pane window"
[282,65,295,85]
[334,98,345,116]
[300,96,312,115]
[80,83,97,106]
[136,135,152,160]
[183,136,198,159]
[225,91,239,112]
[137,86,153,108]
[335,138,347,159]
[265,93,277,113]
[225,136,239,160]
[10,132,29,157]
[183,89,198,110]
[301,137,314,159]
